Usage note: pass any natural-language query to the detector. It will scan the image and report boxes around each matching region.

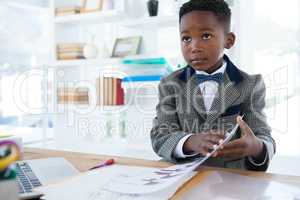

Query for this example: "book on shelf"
[56,43,85,60]
[108,77,113,106]
[97,77,105,106]
[122,75,163,83]
[96,77,124,106]
[55,6,81,16]
[57,87,89,94]
[104,77,110,106]
[96,77,104,106]
[57,51,84,56]
[56,11,79,17]
[57,43,85,49]
[57,52,84,57]
[57,54,85,60]
[57,48,83,54]
[112,78,117,105]
[122,75,162,92]
[122,57,167,65]
[57,87,89,104]
[55,6,81,12]
[57,48,84,53]
[122,56,176,73]
[116,78,124,105]
[58,95,89,104]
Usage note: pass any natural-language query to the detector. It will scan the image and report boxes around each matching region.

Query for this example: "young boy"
[150,0,275,171]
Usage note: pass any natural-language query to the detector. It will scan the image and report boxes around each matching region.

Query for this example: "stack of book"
[122,56,172,76]
[57,87,89,104]
[55,6,81,16]
[96,77,124,106]
[57,43,85,60]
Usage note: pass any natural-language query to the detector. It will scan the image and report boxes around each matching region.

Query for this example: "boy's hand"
[216,116,264,159]
[183,131,225,156]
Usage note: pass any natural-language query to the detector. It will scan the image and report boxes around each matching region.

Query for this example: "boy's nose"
[191,40,204,53]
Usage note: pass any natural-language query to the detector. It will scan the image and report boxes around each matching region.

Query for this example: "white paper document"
[36,165,195,200]
[103,123,240,195]
[102,159,199,194]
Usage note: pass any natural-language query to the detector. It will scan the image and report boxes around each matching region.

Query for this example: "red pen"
[89,159,115,170]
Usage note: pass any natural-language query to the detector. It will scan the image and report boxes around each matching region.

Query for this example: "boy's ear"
[225,32,236,49]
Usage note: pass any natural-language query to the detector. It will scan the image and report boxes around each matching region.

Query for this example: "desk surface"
[24,148,300,199]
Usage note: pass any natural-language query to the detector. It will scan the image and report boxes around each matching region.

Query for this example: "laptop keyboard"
[16,162,42,193]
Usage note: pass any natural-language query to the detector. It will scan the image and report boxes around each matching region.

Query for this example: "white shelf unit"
[49,0,182,97]
[52,57,122,68]
[51,14,179,68]
[49,0,182,152]
[54,9,178,30]
[54,10,126,25]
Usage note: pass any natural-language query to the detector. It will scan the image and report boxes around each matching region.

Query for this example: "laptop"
[15,157,79,200]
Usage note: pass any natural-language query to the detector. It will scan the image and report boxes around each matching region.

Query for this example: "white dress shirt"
[173,62,227,158]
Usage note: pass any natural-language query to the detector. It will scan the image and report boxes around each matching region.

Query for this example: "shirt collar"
[195,60,227,75]
[179,54,243,84]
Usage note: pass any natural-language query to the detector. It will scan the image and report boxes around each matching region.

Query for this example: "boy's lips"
[191,58,207,65]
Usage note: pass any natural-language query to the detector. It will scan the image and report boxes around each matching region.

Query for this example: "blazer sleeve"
[243,75,276,171]
[150,77,191,163]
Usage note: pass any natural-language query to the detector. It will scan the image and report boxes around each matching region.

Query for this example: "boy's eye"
[182,36,192,43]
[202,33,212,40]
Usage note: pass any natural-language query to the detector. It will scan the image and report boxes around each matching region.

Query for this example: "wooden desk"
[24,148,300,199]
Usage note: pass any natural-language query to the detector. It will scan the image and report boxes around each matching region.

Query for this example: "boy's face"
[180,11,235,73]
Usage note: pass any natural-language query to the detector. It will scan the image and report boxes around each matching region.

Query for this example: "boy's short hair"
[179,0,231,32]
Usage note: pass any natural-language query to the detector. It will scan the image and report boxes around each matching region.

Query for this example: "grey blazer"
[150,55,276,171]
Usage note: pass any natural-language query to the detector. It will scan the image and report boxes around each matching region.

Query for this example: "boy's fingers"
[222,139,246,150]
[209,130,226,136]
[199,148,209,156]
[212,152,218,157]
[209,130,222,134]
[200,144,219,156]
[195,143,210,155]
[237,116,252,136]
[203,143,214,151]
[205,134,225,144]
[219,143,224,149]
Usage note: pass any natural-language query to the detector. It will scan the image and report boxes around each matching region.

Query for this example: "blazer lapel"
[189,75,207,119]
[205,72,241,124]
[179,67,207,119]
[205,55,244,124]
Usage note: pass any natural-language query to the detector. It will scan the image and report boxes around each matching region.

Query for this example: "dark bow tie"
[196,73,224,84]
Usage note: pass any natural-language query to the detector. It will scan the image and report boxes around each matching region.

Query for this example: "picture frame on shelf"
[111,36,142,58]
[81,0,103,13]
